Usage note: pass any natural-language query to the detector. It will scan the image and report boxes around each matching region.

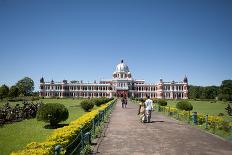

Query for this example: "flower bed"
[11,100,115,155]
[156,105,232,134]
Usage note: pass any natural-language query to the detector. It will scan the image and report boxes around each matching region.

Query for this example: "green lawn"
[0,98,86,155]
[166,100,230,116]
[165,100,232,140]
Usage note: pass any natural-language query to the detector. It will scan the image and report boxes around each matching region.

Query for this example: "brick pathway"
[95,100,232,155]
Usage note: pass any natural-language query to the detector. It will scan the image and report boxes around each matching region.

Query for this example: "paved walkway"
[95,100,232,155]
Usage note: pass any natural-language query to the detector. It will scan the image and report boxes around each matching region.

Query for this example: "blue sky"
[0,0,232,91]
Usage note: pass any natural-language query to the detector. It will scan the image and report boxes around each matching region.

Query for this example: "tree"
[37,103,69,127]
[218,80,232,101]
[204,86,219,99]
[188,85,201,99]
[0,84,9,100]
[8,85,20,98]
[16,77,34,96]
[188,85,219,100]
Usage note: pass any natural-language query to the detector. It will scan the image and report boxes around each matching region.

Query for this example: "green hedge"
[92,97,113,106]
[176,100,193,111]
[36,103,69,126]
[80,100,95,112]
[157,99,167,106]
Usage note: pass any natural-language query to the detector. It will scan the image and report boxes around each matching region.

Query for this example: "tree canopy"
[218,80,232,101]
[0,84,9,99]
[8,85,20,98]
[16,77,34,96]
[188,80,232,101]
[188,85,219,100]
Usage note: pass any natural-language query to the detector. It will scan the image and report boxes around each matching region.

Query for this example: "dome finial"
[121,59,124,63]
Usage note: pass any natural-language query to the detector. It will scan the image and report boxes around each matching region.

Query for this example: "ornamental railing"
[155,105,232,140]
[54,100,115,155]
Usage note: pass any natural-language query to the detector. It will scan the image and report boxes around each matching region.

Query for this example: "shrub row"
[131,98,168,106]
[130,97,144,102]
[80,97,114,112]
[157,105,232,132]
[11,99,115,155]
[92,97,113,106]
[157,99,167,106]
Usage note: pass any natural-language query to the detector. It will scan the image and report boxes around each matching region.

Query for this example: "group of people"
[138,96,153,123]
[120,95,153,123]
[121,97,127,108]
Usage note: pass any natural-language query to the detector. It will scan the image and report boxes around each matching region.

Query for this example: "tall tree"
[188,85,219,99]
[218,80,232,101]
[204,86,219,99]
[0,84,9,100]
[8,85,20,98]
[16,77,34,96]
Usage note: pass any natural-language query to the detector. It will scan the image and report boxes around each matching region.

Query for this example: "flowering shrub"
[156,105,232,133]
[11,100,115,155]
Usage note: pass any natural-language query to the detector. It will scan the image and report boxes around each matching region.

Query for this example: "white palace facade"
[39,60,188,99]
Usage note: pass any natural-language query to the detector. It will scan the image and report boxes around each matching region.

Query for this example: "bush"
[12,101,114,155]
[36,103,69,126]
[218,113,224,116]
[210,100,217,103]
[92,97,105,106]
[152,98,158,103]
[222,98,227,102]
[91,97,113,106]
[80,100,95,112]
[157,99,167,106]
[31,96,40,101]
[140,98,146,102]
[176,101,193,111]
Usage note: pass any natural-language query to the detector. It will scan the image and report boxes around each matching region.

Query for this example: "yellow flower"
[11,100,115,155]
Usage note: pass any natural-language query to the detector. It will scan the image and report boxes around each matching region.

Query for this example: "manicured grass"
[166,100,230,116]
[165,100,232,139]
[0,98,86,155]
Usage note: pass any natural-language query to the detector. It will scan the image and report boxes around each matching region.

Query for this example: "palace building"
[39,60,188,99]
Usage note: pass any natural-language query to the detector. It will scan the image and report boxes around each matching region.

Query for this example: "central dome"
[115,60,130,73]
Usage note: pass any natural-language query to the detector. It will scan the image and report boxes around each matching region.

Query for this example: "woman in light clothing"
[138,99,146,122]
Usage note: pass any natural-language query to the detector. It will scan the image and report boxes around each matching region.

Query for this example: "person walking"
[144,96,153,123]
[124,97,127,108]
[121,97,125,108]
[138,99,146,122]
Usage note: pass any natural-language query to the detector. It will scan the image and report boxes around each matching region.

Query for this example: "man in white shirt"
[144,96,153,123]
